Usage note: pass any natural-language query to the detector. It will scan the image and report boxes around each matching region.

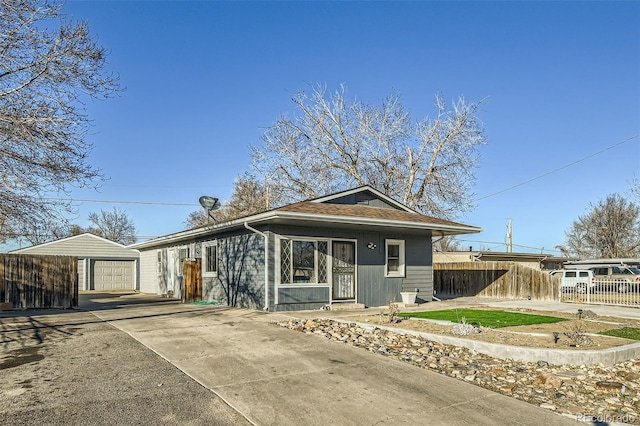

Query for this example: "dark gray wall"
[403,238,433,302]
[200,230,265,309]
[267,225,433,308]
[147,222,433,311]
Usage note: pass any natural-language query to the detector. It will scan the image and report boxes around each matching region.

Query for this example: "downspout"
[431,232,445,302]
[244,222,269,311]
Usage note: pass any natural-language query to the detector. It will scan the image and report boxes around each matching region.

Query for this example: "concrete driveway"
[0,295,250,426]
[82,292,574,425]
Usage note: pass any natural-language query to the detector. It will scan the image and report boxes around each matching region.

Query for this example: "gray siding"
[403,237,434,302]
[357,264,402,307]
[138,221,434,311]
[203,231,265,309]
[78,259,85,291]
[277,286,329,304]
[267,225,432,308]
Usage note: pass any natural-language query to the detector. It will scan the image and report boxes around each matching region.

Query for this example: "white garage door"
[91,260,135,291]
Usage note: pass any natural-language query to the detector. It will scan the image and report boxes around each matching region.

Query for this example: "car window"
[566,271,576,278]
[593,268,607,275]
[612,267,622,274]
[630,267,640,274]
[579,271,590,277]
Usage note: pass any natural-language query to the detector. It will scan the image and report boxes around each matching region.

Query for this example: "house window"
[385,239,405,277]
[280,238,328,284]
[202,241,217,276]
[178,246,190,276]
[156,250,162,275]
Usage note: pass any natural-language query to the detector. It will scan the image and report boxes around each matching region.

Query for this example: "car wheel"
[576,283,587,294]
[617,282,630,293]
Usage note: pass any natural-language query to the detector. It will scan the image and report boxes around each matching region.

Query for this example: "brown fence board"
[434,262,560,301]
[0,254,78,309]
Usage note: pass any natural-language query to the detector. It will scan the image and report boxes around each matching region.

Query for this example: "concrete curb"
[329,318,640,367]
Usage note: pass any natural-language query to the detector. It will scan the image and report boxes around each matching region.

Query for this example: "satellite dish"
[198,196,221,224]
[198,196,220,211]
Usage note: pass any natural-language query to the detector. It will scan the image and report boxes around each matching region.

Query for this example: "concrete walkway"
[82,293,575,426]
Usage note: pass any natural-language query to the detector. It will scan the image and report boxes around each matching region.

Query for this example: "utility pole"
[507,219,513,253]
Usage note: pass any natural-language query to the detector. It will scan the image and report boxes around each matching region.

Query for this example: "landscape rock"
[275,318,640,424]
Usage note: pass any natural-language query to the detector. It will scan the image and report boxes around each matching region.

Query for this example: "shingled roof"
[277,201,472,228]
[130,186,481,249]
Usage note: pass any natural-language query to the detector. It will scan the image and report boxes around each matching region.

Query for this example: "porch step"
[329,303,365,311]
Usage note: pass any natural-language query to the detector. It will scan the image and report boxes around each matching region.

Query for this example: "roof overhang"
[130,209,481,250]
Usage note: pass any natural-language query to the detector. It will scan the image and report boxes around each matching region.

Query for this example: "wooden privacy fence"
[0,254,78,309]
[433,261,560,301]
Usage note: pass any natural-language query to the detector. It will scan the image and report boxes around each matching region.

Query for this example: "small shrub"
[452,317,481,336]
[563,320,593,346]
[380,300,401,324]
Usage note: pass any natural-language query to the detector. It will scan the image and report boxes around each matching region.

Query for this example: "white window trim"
[176,245,191,277]
[276,236,330,287]
[202,240,218,277]
[385,239,405,278]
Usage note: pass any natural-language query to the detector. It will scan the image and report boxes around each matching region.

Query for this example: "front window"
[202,241,217,276]
[385,239,405,277]
[280,238,328,284]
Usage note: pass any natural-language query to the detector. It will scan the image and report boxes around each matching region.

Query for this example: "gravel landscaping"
[276,318,640,424]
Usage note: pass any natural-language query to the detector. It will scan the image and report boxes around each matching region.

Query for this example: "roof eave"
[131,209,481,250]
[255,211,482,235]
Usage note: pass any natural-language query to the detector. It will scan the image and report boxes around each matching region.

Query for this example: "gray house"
[131,186,481,311]
[11,233,140,291]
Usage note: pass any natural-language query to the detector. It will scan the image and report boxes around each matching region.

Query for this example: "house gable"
[310,186,414,212]
[319,189,399,210]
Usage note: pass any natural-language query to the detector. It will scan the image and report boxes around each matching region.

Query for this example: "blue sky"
[8,1,639,253]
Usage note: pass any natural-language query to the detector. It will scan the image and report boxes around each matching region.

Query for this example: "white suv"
[590,265,640,293]
[550,269,596,294]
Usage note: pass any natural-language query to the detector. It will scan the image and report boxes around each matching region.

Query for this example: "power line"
[457,238,564,254]
[474,135,639,202]
[43,197,200,207]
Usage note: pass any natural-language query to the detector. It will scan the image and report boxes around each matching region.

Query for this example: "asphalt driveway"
[79,292,574,425]
[0,299,250,426]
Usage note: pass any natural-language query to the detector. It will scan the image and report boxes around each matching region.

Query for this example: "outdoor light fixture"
[367,242,377,250]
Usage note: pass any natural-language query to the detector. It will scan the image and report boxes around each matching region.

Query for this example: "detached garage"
[11,233,140,291]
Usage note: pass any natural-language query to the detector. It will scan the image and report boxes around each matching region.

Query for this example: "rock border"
[336,318,640,367]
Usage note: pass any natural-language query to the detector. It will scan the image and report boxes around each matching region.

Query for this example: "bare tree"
[184,210,211,229]
[14,216,70,246]
[251,84,486,218]
[0,0,120,241]
[433,236,464,252]
[560,194,640,258]
[184,175,268,228]
[223,174,267,218]
[88,208,137,245]
[631,178,640,203]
